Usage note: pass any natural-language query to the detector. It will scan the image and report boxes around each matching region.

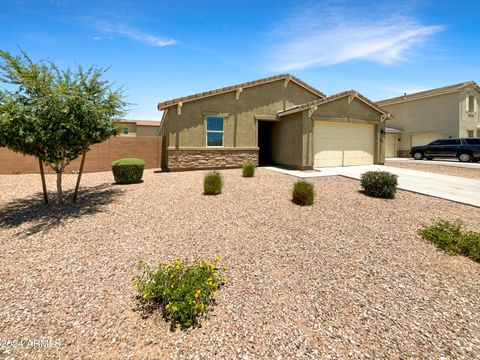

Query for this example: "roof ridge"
[157,74,326,109]
[278,89,389,116]
[377,81,478,105]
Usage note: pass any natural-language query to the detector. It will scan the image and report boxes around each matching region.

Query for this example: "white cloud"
[265,2,444,71]
[93,21,176,47]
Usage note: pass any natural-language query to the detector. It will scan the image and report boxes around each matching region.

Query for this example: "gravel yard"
[385,160,480,180]
[0,168,479,359]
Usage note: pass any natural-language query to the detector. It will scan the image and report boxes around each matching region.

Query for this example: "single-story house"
[116,120,161,137]
[377,81,480,157]
[157,74,391,171]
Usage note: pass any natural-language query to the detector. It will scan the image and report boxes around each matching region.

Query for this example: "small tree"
[0,49,127,203]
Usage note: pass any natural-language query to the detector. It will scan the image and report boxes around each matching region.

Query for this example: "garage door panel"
[344,150,373,166]
[314,121,374,167]
[314,150,343,167]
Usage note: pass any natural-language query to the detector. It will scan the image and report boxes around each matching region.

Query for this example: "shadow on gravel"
[0,184,124,236]
[132,295,217,332]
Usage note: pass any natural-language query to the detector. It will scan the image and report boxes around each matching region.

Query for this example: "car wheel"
[458,153,472,162]
[413,152,423,160]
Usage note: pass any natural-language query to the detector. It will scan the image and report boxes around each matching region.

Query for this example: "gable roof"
[117,119,161,127]
[277,90,390,117]
[377,81,480,106]
[157,74,326,110]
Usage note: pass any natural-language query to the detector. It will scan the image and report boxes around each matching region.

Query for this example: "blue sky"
[1,0,479,120]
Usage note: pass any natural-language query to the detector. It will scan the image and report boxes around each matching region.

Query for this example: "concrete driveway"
[325,165,480,207]
[386,157,480,169]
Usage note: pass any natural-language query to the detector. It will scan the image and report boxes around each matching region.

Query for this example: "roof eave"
[377,82,480,107]
[278,90,390,118]
[157,74,326,110]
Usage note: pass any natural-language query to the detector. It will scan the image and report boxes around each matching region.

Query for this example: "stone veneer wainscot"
[167,149,258,171]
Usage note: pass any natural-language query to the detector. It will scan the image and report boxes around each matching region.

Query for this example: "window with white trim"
[468,95,475,113]
[206,117,224,147]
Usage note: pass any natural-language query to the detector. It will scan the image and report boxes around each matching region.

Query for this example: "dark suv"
[410,138,480,162]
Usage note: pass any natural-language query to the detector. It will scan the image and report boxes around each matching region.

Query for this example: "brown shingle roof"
[157,74,326,109]
[377,81,479,106]
[277,90,390,117]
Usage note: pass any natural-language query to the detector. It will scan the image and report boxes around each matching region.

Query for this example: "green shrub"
[133,257,228,328]
[242,163,256,178]
[111,158,145,184]
[419,219,480,262]
[292,180,314,206]
[360,170,398,198]
[203,171,223,195]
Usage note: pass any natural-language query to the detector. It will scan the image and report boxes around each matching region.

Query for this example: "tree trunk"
[56,170,63,204]
[38,158,48,204]
[72,145,88,203]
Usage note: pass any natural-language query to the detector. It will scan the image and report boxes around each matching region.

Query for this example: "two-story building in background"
[377,81,480,157]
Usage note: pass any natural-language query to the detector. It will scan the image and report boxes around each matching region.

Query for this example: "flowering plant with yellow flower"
[133,256,228,328]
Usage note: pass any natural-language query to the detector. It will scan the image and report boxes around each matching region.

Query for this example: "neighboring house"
[377,81,480,157]
[116,120,161,136]
[157,74,390,171]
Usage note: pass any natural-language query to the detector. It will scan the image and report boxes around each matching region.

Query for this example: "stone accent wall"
[167,149,258,171]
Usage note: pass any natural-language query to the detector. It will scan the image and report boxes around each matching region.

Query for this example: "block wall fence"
[0,136,164,174]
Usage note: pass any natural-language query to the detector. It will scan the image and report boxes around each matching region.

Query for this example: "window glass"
[206,117,224,146]
[430,141,441,146]
[439,139,459,145]
[465,139,480,145]
[123,127,129,134]
[207,117,224,131]
[207,132,223,146]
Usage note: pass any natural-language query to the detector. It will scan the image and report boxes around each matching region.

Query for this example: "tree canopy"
[0,49,128,203]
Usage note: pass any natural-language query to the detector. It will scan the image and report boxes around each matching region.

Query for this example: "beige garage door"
[411,132,442,147]
[313,121,374,167]
[385,134,397,158]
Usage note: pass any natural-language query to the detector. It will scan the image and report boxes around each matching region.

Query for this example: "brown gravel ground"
[0,169,479,359]
[385,160,480,180]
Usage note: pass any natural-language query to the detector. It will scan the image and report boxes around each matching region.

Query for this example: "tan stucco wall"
[459,88,480,136]
[162,80,321,150]
[312,97,382,122]
[269,112,305,168]
[118,123,137,136]
[381,89,480,155]
[137,125,159,136]
[382,92,460,137]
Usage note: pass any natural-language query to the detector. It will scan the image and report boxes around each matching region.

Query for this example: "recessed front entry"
[313,121,374,167]
[258,120,274,166]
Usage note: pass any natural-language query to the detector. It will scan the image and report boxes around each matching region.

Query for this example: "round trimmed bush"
[242,163,256,178]
[360,170,398,198]
[292,180,314,206]
[111,158,145,184]
[203,171,223,195]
